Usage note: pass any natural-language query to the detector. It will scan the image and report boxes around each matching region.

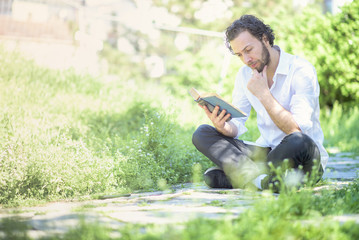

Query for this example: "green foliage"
[114,102,209,190]
[161,39,224,97]
[283,0,359,107]
[50,219,113,240]
[109,180,359,239]
[0,217,31,240]
[3,180,358,239]
[0,48,211,205]
[314,180,359,215]
[152,0,318,32]
[0,50,117,206]
[99,43,144,80]
[320,102,359,153]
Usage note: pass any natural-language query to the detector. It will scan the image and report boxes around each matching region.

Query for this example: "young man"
[192,15,328,192]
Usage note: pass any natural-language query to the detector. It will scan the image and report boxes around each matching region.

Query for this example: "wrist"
[257,89,271,102]
[215,126,226,135]
[216,122,237,138]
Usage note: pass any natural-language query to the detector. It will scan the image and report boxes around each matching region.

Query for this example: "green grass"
[0,48,212,206]
[71,178,358,239]
[1,179,358,239]
[321,102,359,154]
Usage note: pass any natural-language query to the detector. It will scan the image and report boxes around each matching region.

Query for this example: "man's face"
[230,31,270,73]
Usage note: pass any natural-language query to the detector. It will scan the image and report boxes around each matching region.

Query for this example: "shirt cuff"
[231,118,248,138]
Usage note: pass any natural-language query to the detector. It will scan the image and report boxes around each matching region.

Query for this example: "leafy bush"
[113,102,210,190]
[283,1,359,107]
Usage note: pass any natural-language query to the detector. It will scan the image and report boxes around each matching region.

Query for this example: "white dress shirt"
[231,46,328,169]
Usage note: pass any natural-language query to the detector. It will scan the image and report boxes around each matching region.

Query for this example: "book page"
[188,88,200,100]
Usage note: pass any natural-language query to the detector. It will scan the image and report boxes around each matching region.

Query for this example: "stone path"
[0,152,358,239]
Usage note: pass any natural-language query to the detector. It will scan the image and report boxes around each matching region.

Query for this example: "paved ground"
[0,152,358,239]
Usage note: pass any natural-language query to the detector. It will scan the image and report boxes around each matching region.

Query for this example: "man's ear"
[262,34,270,46]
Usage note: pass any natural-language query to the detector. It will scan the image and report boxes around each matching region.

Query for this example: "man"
[192,15,328,192]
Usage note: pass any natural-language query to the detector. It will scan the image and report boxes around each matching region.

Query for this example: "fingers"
[216,106,226,119]
[199,104,231,125]
[251,65,268,82]
[222,112,232,121]
[212,106,231,125]
[261,65,268,77]
[199,104,212,119]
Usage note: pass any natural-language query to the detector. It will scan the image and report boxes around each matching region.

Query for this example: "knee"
[192,124,216,148]
[284,132,312,149]
[284,132,320,161]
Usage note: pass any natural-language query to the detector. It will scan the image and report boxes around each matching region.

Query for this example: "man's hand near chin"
[247,65,270,100]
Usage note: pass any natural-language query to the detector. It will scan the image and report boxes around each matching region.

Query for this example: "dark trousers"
[192,124,323,188]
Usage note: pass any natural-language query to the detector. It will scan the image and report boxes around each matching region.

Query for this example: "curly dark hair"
[225,15,275,54]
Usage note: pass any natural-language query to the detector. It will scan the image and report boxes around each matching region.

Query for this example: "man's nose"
[243,54,251,64]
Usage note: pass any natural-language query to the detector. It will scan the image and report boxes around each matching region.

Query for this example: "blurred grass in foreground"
[1,179,359,239]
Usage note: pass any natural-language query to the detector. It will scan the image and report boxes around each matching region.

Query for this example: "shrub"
[114,102,210,190]
[283,1,359,107]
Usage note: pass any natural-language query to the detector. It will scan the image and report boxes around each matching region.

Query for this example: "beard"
[255,42,270,73]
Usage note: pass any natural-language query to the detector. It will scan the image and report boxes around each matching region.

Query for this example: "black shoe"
[261,175,280,193]
[203,167,233,189]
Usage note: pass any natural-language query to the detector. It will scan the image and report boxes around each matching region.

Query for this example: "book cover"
[189,88,246,121]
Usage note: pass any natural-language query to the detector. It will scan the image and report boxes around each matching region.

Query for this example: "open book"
[189,88,246,121]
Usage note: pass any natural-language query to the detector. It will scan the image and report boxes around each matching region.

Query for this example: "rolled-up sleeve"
[289,65,320,133]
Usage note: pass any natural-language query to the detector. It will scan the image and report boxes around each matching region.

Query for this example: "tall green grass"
[321,102,359,153]
[0,47,358,207]
[0,49,117,205]
[0,48,210,206]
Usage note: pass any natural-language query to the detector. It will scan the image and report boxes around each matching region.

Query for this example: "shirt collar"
[274,45,290,76]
